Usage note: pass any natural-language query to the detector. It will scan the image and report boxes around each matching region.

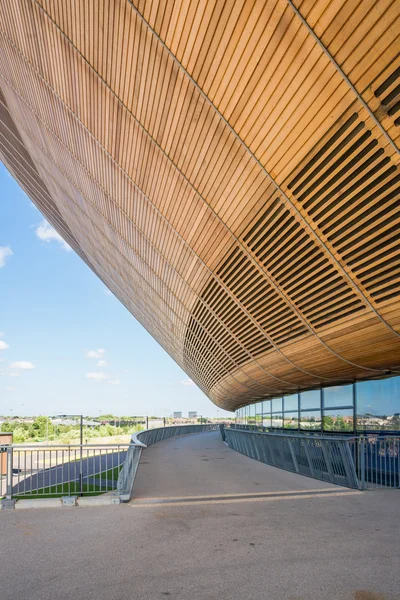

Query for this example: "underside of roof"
[0,0,399,411]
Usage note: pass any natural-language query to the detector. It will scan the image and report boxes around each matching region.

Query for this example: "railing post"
[79,445,83,497]
[302,440,315,478]
[287,438,299,473]
[320,440,335,483]
[359,438,366,490]
[6,446,13,500]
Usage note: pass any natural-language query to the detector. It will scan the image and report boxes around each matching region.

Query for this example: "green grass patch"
[15,464,123,499]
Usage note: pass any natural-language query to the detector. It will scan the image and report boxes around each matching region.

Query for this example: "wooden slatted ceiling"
[0,0,399,412]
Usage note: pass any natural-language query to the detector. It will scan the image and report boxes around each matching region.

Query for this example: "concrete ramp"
[131,431,345,505]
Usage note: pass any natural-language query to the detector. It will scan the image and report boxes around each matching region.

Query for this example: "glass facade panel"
[255,402,263,415]
[255,412,262,426]
[271,414,283,428]
[283,394,298,411]
[356,377,400,431]
[247,403,255,425]
[262,416,271,428]
[272,398,282,413]
[323,409,354,432]
[283,412,298,429]
[300,389,321,410]
[263,400,271,418]
[324,385,353,408]
[299,410,321,430]
[237,376,400,434]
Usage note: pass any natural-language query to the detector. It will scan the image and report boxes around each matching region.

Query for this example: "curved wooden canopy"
[0,0,399,411]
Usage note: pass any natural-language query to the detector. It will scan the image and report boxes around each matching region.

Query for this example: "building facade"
[236,375,400,433]
[0,0,399,414]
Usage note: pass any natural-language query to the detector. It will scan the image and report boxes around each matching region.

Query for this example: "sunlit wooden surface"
[0,0,399,410]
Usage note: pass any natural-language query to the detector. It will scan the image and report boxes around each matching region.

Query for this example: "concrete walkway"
[1,431,399,600]
[131,430,341,501]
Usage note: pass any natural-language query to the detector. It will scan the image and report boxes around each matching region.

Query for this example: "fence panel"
[224,428,359,489]
[0,444,129,500]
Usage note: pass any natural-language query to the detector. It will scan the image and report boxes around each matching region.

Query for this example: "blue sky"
[0,163,232,418]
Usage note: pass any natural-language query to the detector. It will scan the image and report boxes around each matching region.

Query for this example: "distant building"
[173,412,182,419]
[188,411,197,418]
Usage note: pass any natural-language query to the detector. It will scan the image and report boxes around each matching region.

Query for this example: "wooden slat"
[0,0,399,412]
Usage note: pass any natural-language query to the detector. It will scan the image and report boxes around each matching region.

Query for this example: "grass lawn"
[15,465,123,499]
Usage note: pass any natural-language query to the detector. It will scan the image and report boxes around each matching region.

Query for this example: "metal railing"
[117,424,218,501]
[224,428,359,488]
[0,443,129,500]
[348,436,400,489]
[223,427,400,490]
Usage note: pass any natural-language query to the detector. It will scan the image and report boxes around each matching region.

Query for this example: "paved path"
[1,431,399,600]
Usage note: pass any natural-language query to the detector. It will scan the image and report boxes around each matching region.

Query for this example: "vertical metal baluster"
[6,446,13,500]
[17,449,20,496]
[23,450,26,495]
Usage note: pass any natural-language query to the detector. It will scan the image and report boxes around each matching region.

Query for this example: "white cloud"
[35,220,71,251]
[97,360,107,367]
[0,246,13,267]
[0,340,9,350]
[86,372,110,381]
[181,379,195,386]
[86,349,106,359]
[8,372,20,377]
[5,386,16,392]
[10,361,35,370]
[108,379,120,385]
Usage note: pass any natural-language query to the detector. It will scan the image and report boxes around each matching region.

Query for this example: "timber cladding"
[0,0,399,411]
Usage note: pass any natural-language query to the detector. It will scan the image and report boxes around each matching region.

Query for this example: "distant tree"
[29,416,53,439]
[322,416,334,430]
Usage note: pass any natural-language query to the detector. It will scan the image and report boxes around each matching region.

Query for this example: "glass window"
[299,410,321,430]
[248,403,256,425]
[283,412,298,429]
[300,389,321,410]
[271,414,283,428]
[283,394,298,412]
[323,409,354,432]
[262,416,271,428]
[356,377,400,431]
[255,402,263,415]
[324,384,353,408]
[255,413,262,425]
[272,397,282,413]
[263,400,271,418]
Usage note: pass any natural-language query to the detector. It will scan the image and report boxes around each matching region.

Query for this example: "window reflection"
[262,417,271,428]
[299,410,321,430]
[323,409,353,432]
[272,398,282,413]
[284,394,298,411]
[237,375,400,433]
[300,389,321,410]
[324,385,353,408]
[263,400,271,418]
[283,412,298,429]
[271,414,283,428]
[356,378,400,431]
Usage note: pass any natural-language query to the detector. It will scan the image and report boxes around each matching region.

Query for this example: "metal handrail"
[222,426,400,490]
[1,443,130,503]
